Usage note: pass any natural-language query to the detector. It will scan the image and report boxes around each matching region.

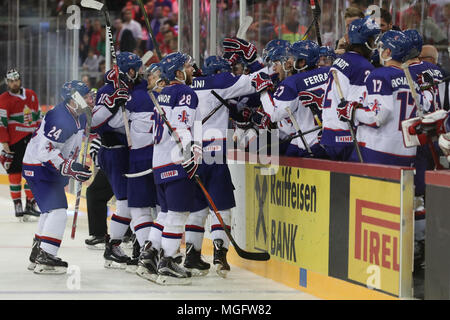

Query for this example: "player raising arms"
[321,17,380,161]
[22,80,93,274]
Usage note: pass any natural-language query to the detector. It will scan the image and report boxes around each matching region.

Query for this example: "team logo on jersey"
[24,170,34,177]
[178,110,189,124]
[161,170,178,179]
[23,105,32,125]
[46,142,55,153]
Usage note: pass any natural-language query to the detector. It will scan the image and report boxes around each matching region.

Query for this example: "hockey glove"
[401,110,448,147]
[438,133,450,161]
[89,137,101,168]
[0,150,14,171]
[222,37,257,64]
[337,100,358,122]
[60,159,92,182]
[105,69,129,90]
[251,108,272,129]
[181,144,202,179]
[104,88,129,115]
[251,72,273,93]
[234,107,253,129]
[299,90,324,112]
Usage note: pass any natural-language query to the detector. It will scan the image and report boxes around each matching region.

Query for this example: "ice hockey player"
[337,30,417,166]
[321,16,381,161]
[151,52,202,285]
[124,62,161,273]
[184,40,269,278]
[22,80,93,274]
[91,51,140,269]
[258,40,329,159]
[0,69,41,221]
[135,63,171,282]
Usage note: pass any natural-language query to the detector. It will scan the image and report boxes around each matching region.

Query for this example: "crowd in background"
[46,0,450,90]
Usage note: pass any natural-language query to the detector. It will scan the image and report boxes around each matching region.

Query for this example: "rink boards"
[228,153,415,300]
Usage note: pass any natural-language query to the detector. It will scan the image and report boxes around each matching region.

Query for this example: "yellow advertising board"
[246,164,330,275]
[348,176,401,296]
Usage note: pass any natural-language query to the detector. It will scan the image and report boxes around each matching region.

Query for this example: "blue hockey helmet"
[319,46,336,60]
[262,39,291,64]
[289,40,320,70]
[117,51,143,80]
[202,56,231,76]
[60,80,90,102]
[378,30,412,63]
[404,29,423,58]
[348,17,381,46]
[160,52,193,81]
[144,62,161,78]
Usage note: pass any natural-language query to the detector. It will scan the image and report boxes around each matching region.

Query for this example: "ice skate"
[213,239,230,278]
[27,238,41,271]
[156,256,192,285]
[125,236,141,273]
[23,199,40,221]
[14,199,24,221]
[85,235,106,250]
[103,236,131,269]
[183,243,210,277]
[33,248,68,275]
[136,241,159,282]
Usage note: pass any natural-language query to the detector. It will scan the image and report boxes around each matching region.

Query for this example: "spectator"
[120,29,138,53]
[113,18,124,52]
[335,7,364,54]
[83,48,101,76]
[79,33,91,65]
[90,19,103,55]
[95,60,107,89]
[121,7,143,51]
[348,0,369,12]
[419,44,439,65]
[275,5,305,43]
[96,27,106,58]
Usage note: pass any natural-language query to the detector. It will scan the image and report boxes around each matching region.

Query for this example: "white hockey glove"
[438,133,450,162]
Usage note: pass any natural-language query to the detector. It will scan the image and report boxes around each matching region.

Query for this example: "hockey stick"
[123,99,223,178]
[237,16,253,40]
[137,0,162,60]
[331,69,364,163]
[148,91,270,261]
[285,107,313,156]
[401,61,444,170]
[80,0,132,147]
[70,91,92,239]
[310,0,322,46]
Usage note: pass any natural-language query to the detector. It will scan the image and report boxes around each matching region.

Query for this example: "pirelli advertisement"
[245,162,414,298]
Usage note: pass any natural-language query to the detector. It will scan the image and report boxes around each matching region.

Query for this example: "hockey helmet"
[262,39,291,64]
[348,17,381,47]
[160,52,194,82]
[319,46,337,60]
[5,68,20,82]
[202,56,231,76]
[117,51,143,80]
[404,29,423,58]
[378,30,412,63]
[60,80,91,103]
[289,40,320,71]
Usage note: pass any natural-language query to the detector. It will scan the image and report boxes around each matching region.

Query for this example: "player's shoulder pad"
[43,103,80,142]
[366,66,401,95]
[175,84,198,108]
[128,87,152,113]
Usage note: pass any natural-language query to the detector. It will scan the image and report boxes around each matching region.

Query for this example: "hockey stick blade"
[237,16,253,39]
[141,50,154,65]
[123,167,153,178]
[195,175,270,261]
[80,0,104,11]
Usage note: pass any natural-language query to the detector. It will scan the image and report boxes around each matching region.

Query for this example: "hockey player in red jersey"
[0,69,41,221]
